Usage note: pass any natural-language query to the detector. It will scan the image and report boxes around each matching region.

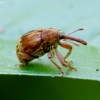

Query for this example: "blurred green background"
[1,0,100,100]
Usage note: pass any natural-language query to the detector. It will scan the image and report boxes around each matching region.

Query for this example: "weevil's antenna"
[67,28,84,35]
[68,41,79,46]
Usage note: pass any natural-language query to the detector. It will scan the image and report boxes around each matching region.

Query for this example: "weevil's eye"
[59,34,64,39]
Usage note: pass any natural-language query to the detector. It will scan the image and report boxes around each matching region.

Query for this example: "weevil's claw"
[61,71,64,77]
[69,66,77,71]
[65,60,73,64]
[69,61,73,64]
[65,61,77,71]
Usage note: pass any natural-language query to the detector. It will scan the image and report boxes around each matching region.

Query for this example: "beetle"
[16,28,87,76]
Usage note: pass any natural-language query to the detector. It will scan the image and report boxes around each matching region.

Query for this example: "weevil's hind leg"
[55,49,77,71]
[59,42,72,59]
[16,52,33,67]
[48,51,64,76]
[16,59,28,67]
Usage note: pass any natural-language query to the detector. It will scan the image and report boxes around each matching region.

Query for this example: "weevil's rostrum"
[16,28,87,76]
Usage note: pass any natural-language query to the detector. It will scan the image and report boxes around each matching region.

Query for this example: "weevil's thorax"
[41,29,60,51]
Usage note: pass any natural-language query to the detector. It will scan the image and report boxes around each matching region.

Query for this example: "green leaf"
[0,38,100,81]
[1,0,100,81]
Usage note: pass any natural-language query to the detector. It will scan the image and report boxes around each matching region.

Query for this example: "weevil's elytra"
[16,28,87,76]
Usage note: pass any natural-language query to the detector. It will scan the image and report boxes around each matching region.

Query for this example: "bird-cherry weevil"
[16,28,87,76]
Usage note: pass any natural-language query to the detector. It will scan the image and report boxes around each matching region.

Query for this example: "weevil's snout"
[59,34,87,45]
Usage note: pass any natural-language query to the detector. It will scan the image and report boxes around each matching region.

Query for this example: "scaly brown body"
[16,28,87,76]
[16,28,59,62]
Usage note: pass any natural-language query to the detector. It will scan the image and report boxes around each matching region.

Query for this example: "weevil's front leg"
[59,42,72,59]
[55,49,77,71]
[16,52,33,67]
[48,51,64,76]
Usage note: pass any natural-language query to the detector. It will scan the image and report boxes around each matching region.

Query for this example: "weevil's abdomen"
[16,30,44,59]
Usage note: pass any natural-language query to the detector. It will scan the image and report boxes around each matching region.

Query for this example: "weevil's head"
[41,28,87,46]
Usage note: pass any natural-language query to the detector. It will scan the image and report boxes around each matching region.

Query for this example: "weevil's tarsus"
[15,62,27,67]
[55,49,77,71]
[65,60,77,71]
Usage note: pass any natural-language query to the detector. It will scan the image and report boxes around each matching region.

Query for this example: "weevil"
[16,28,87,76]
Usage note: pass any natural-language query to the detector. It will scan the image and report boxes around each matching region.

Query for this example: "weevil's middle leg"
[59,42,72,59]
[48,51,64,76]
[55,49,77,71]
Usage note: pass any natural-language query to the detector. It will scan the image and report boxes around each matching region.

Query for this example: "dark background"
[0,75,100,100]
